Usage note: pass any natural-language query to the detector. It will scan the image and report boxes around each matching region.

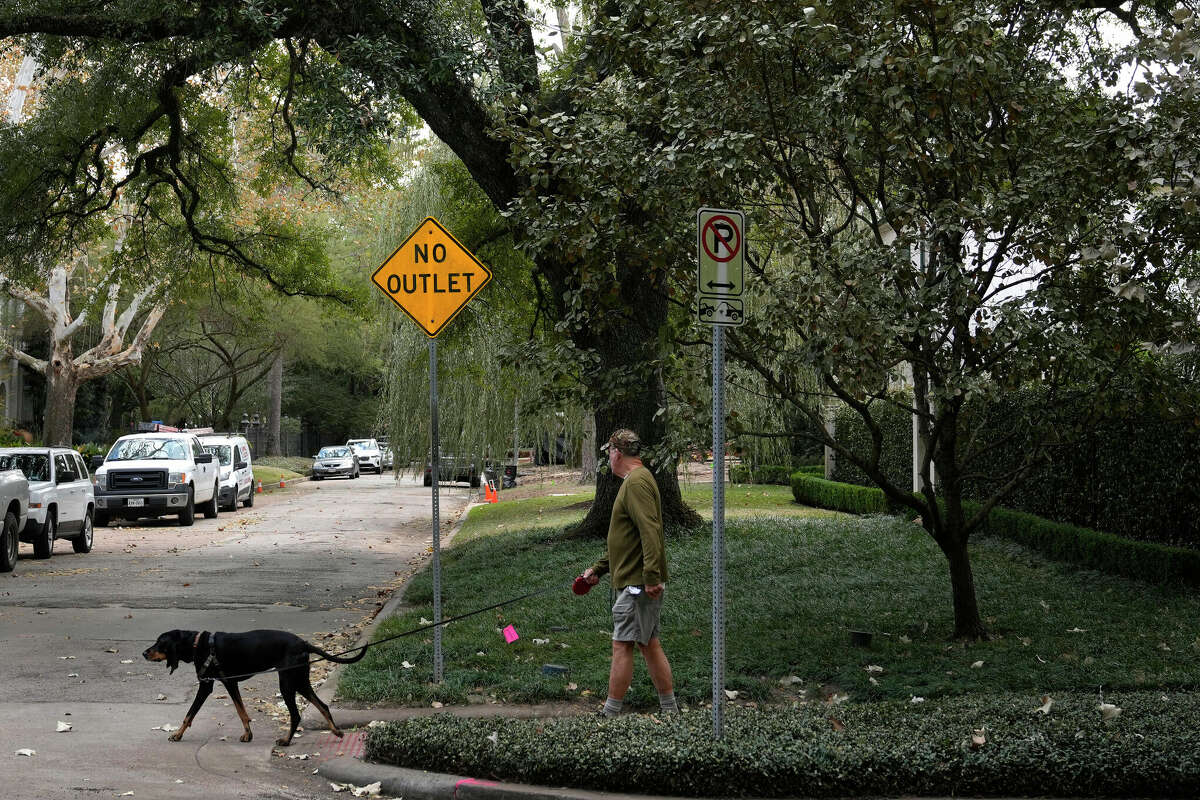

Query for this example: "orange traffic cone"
[256,480,263,493]
[279,478,286,488]
[487,481,499,503]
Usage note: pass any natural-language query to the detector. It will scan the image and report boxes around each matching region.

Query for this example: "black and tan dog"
[143,629,367,746]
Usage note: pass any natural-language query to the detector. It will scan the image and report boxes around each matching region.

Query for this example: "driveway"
[0,471,473,799]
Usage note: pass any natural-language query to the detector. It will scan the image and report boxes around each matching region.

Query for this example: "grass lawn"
[251,464,304,486]
[338,484,1200,712]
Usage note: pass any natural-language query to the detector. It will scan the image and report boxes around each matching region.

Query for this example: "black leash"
[206,580,573,683]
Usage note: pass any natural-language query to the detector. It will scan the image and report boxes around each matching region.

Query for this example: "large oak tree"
[0,1,701,531]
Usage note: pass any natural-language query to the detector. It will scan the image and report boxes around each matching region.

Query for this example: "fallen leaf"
[1034,696,1054,715]
[970,727,987,749]
[828,717,845,731]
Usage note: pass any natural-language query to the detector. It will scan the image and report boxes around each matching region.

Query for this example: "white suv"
[91,433,219,526]
[0,447,94,558]
[346,438,382,474]
[199,434,255,512]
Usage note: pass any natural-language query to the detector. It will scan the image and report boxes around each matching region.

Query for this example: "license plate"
[127,498,144,508]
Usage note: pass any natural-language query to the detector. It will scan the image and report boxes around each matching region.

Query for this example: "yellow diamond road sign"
[372,217,492,337]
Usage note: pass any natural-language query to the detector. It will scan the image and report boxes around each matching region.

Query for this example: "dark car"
[423,454,479,487]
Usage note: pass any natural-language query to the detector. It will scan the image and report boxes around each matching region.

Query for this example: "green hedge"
[791,473,1200,585]
[730,464,815,485]
[365,693,1200,797]
[791,474,890,515]
[828,389,1200,547]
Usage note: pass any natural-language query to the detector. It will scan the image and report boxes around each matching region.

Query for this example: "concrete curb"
[316,757,658,800]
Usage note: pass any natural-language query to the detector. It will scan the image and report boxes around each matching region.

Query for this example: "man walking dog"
[581,428,678,717]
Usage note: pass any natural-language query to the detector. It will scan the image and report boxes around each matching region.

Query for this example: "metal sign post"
[698,206,745,741]
[711,325,727,740]
[429,338,443,682]
[372,216,492,686]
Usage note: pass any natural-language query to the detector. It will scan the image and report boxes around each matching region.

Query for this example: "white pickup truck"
[0,468,29,572]
[90,432,219,527]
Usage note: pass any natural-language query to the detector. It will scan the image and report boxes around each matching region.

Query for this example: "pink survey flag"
[502,625,519,643]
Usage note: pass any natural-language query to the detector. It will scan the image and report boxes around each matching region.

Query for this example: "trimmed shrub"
[791,474,889,515]
[791,474,1200,585]
[830,396,912,490]
[828,388,1200,547]
[365,693,1200,797]
[733,464,817,485]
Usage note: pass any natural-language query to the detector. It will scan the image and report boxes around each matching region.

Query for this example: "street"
[0,472,472,800]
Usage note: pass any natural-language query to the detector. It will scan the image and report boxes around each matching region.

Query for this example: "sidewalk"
[303,496,610,799]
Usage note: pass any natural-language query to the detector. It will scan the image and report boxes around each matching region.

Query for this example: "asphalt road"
[0,471,473,800]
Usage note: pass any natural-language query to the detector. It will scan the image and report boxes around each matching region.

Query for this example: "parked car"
[423,454,480,487]
[199,434,255,511]
[346,439,382,473]
[312,446,360,480]
[377,438,394,471]
[0,467,28,572]
[0,447,95,559]
[90,432,219,526]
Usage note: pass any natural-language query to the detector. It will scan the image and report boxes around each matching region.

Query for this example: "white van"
[199,434,255,512]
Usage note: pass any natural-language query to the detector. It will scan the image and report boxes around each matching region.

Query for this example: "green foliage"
[829,386,1200,546]
[729,464,802,486]
[74,442,106,459]
[829,398,913,490]
[793,473,1200,585]
[0,427,27,447]
[792,474,891,516]
[366,694,1200,797]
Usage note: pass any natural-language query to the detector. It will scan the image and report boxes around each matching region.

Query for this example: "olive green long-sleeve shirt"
[591,466,668,590]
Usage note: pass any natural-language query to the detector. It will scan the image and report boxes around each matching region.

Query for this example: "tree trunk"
[579,408,597,484]
[266,349,283,456]
[42,366,79,446]
[933,440,988,640]
[565,249,702,538]
[943,532,987,640]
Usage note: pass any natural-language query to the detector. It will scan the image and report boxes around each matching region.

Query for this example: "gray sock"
[658,692,678,713]
[602,697,623,717]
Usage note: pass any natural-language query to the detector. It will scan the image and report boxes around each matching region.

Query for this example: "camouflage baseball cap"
[601,428,642,456]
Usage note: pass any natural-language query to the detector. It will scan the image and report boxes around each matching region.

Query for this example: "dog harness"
[194,631,224,683]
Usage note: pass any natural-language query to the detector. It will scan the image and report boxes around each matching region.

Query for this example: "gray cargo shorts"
[612,586,665,646]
